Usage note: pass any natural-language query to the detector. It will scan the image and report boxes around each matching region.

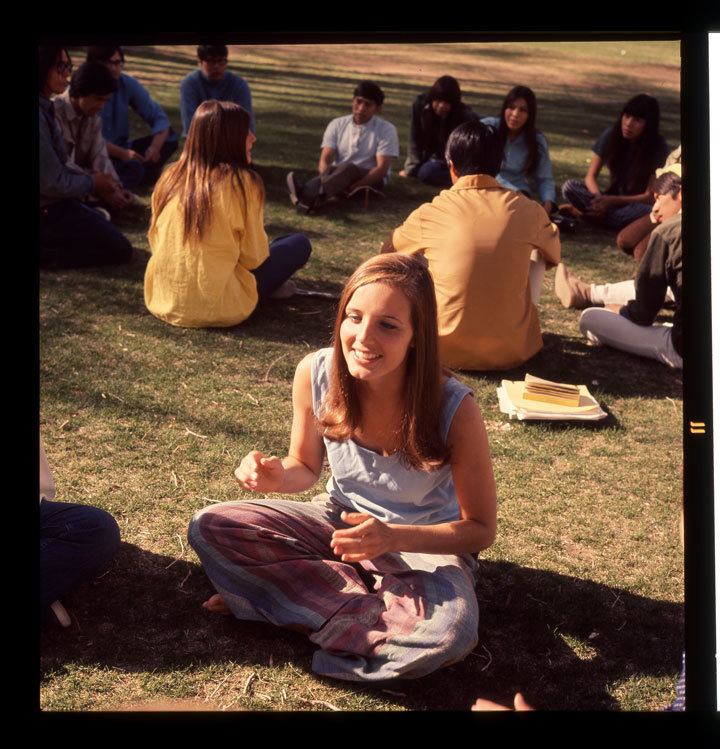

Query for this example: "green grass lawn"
[40,40,682,711]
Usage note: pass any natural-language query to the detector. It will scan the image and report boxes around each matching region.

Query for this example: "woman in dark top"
[400,76,476,187]
[561,94,668,231]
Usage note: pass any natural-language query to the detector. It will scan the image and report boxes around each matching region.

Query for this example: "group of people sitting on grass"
[39,43,682,373]
[39,44,684,707]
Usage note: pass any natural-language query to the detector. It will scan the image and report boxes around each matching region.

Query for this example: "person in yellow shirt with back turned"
[145,100,310,328]
[382,119,560,371]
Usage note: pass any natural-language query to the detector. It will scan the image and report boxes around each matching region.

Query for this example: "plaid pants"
[561,179,651,230]
[188,495,479,681]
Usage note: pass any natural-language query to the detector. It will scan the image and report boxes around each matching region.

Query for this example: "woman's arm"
[331,395,497,561]
[534,133,557,214]
[583,153,603,195]
[234,353,325,493]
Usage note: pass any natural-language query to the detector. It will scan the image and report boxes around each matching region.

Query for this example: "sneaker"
[555,263,593,309]
[286,172,303,206]
[296,201,312,215]
[270,279,297,299]
[50,600,71,628]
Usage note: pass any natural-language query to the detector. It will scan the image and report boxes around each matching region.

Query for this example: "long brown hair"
[498,85,539,175]
[149,100,262,245]
[318,254,448,471]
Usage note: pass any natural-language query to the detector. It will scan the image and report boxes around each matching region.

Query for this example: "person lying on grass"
[145,100,311,328]
[188,253,497,681]
[555,169,682,370]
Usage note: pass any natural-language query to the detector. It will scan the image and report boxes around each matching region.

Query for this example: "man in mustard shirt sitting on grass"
[382,119,561,371]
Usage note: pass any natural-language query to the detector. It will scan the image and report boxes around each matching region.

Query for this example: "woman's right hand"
[234,450,285,492]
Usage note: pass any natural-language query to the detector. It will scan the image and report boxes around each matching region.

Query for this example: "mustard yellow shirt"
[392,174,561,370]
[145,171,269,328]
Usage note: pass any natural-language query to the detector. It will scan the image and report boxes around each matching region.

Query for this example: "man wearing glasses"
[86,46,178,190]
[180,44,255,137]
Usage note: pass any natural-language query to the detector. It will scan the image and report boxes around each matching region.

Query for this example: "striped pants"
[188,495,479,682]
[561,179,651,230]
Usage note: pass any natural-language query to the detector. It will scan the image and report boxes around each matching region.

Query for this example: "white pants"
[579,307,682,369]
[589,280,675,306]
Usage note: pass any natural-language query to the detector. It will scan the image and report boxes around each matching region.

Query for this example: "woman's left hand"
[331,511,396,562]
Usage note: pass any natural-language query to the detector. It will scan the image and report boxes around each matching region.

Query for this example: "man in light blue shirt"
[87,46,178,190]
[286,81,399,214]
[180,44,254,136]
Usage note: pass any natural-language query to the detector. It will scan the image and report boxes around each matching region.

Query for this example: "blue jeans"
[112,133,179,190]
[417,158,451,187]
[39,199,133,269]
[40,500,121,612]
[561,179,651,230]
[252,234,312,301]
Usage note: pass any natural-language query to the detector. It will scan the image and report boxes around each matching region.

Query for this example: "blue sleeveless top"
[310,348,472,525]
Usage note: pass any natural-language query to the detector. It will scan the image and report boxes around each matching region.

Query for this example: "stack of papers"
[497,377,607,422]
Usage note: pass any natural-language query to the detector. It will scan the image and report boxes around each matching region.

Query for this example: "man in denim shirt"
[86,45,178,190]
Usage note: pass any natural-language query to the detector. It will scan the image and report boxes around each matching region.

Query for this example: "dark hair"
[319,253,448,471]
[445,119,504,177]
[604,94,663,195]
[653,171,681,197]
[497,85,539,175]
[39,46,70,92]
[86,46,123,64]
[69,62,117,98]
[353,80,384,106]
[428,75,462,107]
[149,100,261,246]
[197,45,228,61]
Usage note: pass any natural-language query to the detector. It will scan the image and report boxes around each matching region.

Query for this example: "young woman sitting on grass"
[561,93,669,231]
[188,253,497,681]
[145,100,311,328]
[481,85,557,217]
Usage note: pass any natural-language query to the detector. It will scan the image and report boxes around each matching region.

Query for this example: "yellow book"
[502,380,602,415]
[522,374,581,407]
[522,389,581,407]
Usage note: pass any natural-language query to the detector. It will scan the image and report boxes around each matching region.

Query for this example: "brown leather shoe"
[555,263,593,309]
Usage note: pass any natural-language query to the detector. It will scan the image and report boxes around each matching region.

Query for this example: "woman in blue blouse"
[481,86,556,216]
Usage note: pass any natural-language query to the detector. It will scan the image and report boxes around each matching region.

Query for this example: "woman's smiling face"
[340,282,414,385]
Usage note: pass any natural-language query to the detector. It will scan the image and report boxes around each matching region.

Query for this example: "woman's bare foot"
[471,692,534,711]
[270,279,297,299]
[202,593,232,615]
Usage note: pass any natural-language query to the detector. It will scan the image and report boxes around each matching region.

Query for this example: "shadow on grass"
[457,332,681,403]
[40,546,681,711]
